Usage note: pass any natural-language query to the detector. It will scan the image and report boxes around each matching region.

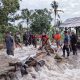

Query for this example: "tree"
[21,9,32,28]
[51,1,64,27]
[30,8,52,34]
[0,0,20,25]
[51,1,58,20]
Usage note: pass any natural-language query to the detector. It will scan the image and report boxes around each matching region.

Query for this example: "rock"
[38,60,45,67]
[54,54,62,62]
[31,73,36,79]
[54,54,62,60]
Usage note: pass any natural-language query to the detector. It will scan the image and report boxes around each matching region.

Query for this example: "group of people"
[4,31,38,56]
[4,30,78,59]
[52,30,77,58]
[23,31,37,48]
[62,31,77,58]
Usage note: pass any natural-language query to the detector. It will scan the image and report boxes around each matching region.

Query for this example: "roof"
[59,17,80,28]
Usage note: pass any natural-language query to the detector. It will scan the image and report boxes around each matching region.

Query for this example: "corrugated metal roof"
[60,17,80,28]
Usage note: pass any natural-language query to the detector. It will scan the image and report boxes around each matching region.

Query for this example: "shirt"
[5,35,14,49]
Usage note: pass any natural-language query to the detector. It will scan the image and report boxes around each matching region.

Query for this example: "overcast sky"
[20,0,80,21]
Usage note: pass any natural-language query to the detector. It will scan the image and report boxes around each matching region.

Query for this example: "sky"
[20,0,80,21]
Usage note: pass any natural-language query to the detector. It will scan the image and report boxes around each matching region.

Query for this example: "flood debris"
[54,54,62,62]
[0,54,21,80]
[38,60,45,67]
[0,44,61,80]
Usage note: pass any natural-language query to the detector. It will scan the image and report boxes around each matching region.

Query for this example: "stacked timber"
[0,55,20,80]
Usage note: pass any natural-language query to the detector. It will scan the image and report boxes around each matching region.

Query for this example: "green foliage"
[0,25,8,33]
[30,8,52,34]
[0,33,4,43]
[0,0,20,43]
[21,9,32,27]
[0,0,20,25]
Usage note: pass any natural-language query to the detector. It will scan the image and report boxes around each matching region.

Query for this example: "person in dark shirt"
[71,31,77,55]
[5,32,14,56]
[23,32,27,45]
[15,32,22,48]
[62,31,70,58]
[32,34,37,48]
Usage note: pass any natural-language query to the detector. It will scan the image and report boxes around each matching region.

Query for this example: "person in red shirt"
[41,32,49,46]
[54,31,61,48]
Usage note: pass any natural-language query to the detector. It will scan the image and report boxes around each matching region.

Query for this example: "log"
[45,44,54,54]
[25,57,37,67]
[0,55,20,79]
[0,66,15,78]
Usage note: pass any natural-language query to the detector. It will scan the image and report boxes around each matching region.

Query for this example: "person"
[52,33,55,45]
[28,31,32,45]
[62,31,70,58]
[68,31,72,52]
[15,32,22,48]
[5,32,14,56]
[41,32,49,48]
[32,34,37,48]
[38,32,49,50]
[54,31,61,48]
[71,31,77,55]
[23,32,27,45]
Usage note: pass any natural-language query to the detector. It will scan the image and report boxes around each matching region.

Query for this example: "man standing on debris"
[5,32,14,56]
[62,31,70,58]
[71,31,77,55]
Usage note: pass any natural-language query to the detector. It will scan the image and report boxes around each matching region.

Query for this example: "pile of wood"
[8,51,46,77]
[0,43,61,80]
[0,57,19,80]
[44,43,54,54]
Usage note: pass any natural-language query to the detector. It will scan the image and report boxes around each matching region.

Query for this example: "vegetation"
[0,0,57,43]
[0,0,21,42]
[30,9,52,34]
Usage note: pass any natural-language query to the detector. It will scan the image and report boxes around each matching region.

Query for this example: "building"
[59,17,80,48]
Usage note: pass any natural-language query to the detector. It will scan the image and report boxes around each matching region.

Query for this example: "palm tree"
[51,1,58,20]
[51,0,64,26]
